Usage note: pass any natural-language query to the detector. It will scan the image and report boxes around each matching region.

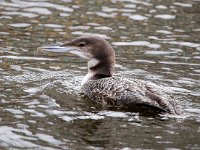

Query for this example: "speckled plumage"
[82,77,178,114]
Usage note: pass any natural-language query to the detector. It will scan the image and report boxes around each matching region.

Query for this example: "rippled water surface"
[0,0,200,149]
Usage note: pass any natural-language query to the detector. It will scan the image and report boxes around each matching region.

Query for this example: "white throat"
[81,72,94,86]
[81,58,99,86]
[88,58,100,69]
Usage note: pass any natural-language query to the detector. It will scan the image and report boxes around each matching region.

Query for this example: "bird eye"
[79,42,85,47]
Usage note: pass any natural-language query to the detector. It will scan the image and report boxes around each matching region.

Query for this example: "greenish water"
[0,0,200,149]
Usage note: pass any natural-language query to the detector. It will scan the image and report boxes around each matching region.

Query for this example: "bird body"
[38,36,180,115]
[82,77,177,114]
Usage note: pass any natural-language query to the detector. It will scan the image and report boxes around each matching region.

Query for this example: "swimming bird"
[38,36,180,115]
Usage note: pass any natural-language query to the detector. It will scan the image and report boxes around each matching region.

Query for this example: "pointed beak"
[38,44,89,59]
[37,45,74,53]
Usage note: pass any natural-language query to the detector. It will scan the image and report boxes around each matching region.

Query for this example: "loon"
[38,36,180,115]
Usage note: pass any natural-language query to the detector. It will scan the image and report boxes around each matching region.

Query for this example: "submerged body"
[39,36,180,115]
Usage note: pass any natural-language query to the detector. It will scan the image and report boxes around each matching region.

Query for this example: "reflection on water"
[0,0,200,149]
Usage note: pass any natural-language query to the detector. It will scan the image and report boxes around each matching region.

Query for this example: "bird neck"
[81,58,115,86]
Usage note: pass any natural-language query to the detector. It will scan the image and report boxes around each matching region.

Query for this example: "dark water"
[0,0,200,149]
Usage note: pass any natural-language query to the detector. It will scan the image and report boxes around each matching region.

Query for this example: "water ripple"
[24,7,52,15]
[0,55,58,60]
[2,0,73,12]
[1,0,200,149]
[154,14,176,19]
[112,41,161,49]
